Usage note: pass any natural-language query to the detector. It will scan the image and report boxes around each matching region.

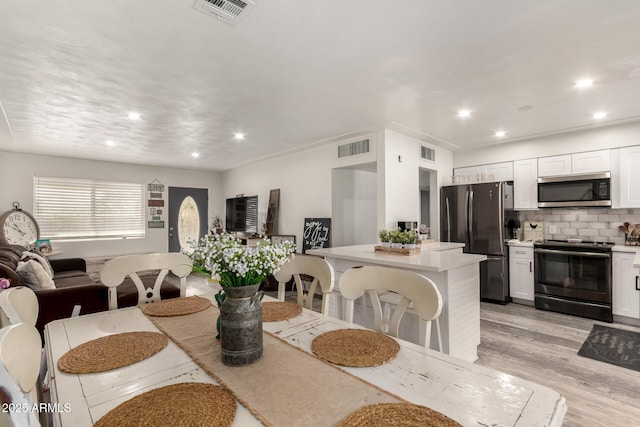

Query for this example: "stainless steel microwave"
[537,172,611,208]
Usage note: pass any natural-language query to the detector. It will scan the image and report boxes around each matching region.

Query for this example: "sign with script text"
[302,218,331,253]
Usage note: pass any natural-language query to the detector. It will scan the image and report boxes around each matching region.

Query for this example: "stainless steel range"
[534,239,613,322]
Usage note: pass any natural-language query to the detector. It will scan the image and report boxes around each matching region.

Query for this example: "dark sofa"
[0,245,181,340]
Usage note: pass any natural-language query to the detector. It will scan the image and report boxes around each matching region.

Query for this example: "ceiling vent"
[420,145,435,161]
[338,139,370,158]
[193,0,255,24]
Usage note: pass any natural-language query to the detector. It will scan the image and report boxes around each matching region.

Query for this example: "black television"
[225,195,258,233]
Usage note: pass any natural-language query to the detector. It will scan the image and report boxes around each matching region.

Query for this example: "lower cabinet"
[509,246,534,304]
[612,252,640,319]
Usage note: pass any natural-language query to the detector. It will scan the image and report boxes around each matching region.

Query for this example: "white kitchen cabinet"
[617,146,640,208]
[453,165,482,179]
[454,162,513,181]
[571,149,610,174]
[513,159,538,209]
[509,245,534,304]
[537,155,572,177]
[538,150,611,177]
[612,251,640,319]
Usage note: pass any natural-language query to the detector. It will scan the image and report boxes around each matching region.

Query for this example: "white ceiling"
[2,0,640,172]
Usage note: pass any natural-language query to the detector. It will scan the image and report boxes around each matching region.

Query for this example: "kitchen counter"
[507,239,535,247]
[307,244,486,362]
[308,243,484,273]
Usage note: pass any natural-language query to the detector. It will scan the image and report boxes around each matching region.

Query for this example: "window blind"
[33,176,145,240]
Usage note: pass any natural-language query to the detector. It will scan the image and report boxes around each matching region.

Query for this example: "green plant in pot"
[378,229,391,247]
[390,230,404,248]
[402,230,418,249]
[186,232,295,366]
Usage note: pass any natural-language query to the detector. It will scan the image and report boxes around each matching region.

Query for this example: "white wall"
[0,151,222,258]
[222,142,336,251]
[381,129,453,239]
[453,121,640,168]
[331,166,377,247]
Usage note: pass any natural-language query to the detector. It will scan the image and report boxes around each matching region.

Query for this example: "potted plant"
[186,232,295,365]
[378,229,391,248]
[402,230,418,249]
[390,230,404,248]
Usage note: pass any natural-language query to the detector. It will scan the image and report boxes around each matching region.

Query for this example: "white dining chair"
[0,323,42,427]
[339,266,443,351]
[100,253,193,310]
[273,254,335,314]
[0,286,39,327]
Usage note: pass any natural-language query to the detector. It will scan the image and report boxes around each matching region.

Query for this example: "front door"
[168,187,208,252]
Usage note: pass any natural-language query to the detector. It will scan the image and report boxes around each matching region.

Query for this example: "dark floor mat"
[578,324,640,372]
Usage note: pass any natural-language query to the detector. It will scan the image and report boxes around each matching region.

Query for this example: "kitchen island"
[308,243,486,362]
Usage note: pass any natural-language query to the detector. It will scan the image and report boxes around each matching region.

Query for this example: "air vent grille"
[338,139,370,158]
[194,0,255,24]
[421,145,435,161]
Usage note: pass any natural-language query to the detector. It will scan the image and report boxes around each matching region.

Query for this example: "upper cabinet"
[513,159,538,210]
[538,150,610,177]
[537,154,572,177]
[572,150,611,174]
[454,161,513,182]
[617,146,640,208]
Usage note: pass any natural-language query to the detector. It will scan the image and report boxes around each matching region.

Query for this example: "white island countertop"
[308,243,485,273]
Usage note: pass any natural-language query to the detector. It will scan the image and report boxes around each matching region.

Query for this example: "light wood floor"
[477,302,640,427]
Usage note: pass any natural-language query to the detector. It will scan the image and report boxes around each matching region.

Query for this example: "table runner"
[144,306,403,426]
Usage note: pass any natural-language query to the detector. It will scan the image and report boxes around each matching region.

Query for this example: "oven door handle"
[534,248,611,258]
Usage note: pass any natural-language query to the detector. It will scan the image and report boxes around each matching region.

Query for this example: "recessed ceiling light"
[495,131,506,138]
[128,111,141,121]
[191,152,200,158]
[457,109,472,118]
[105,140,115,146]
[592,111,607,119]
[575,79,594,89]
[233,132,245,141]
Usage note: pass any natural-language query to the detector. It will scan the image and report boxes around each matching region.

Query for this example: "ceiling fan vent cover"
[194,0,255,24]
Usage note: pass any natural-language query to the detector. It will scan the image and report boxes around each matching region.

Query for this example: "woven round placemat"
[311,329,400,367]
[57,332,168,374]
[262,301,303,322]
[339,403,462,427]
[140,295,212,317]
[94,383,236,427]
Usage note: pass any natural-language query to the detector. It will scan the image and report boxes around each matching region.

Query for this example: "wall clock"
[0,201,41,247]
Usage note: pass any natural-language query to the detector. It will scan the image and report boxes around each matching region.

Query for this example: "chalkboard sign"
[302,218,331,253]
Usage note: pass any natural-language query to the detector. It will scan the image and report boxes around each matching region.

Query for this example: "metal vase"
[219,283,263,366]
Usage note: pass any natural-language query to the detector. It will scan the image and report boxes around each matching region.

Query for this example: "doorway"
[168,187,208,252]
[419,167,436,238]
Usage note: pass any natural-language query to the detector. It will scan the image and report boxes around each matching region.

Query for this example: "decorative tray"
[374,246,421,256]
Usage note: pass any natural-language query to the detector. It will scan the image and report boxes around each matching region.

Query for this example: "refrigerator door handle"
[468,190,474,248]
[445,197,451,242]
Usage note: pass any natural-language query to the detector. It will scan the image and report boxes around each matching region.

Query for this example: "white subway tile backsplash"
[587,222,607,229]
[518,207,640,242]
[598,229,622,237]
[598,214,620,221]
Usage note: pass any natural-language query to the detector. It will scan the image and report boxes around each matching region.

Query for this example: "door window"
[178,196,200,251]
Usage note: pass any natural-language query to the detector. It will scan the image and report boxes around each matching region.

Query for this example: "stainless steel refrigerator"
[440,182,515,303]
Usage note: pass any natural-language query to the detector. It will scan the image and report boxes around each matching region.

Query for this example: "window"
[33,176,145,240]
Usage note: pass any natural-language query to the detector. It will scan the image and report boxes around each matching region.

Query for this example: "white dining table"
[44,296,567,427]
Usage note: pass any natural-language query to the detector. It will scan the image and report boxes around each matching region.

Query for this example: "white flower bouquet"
[186,232,295,287]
